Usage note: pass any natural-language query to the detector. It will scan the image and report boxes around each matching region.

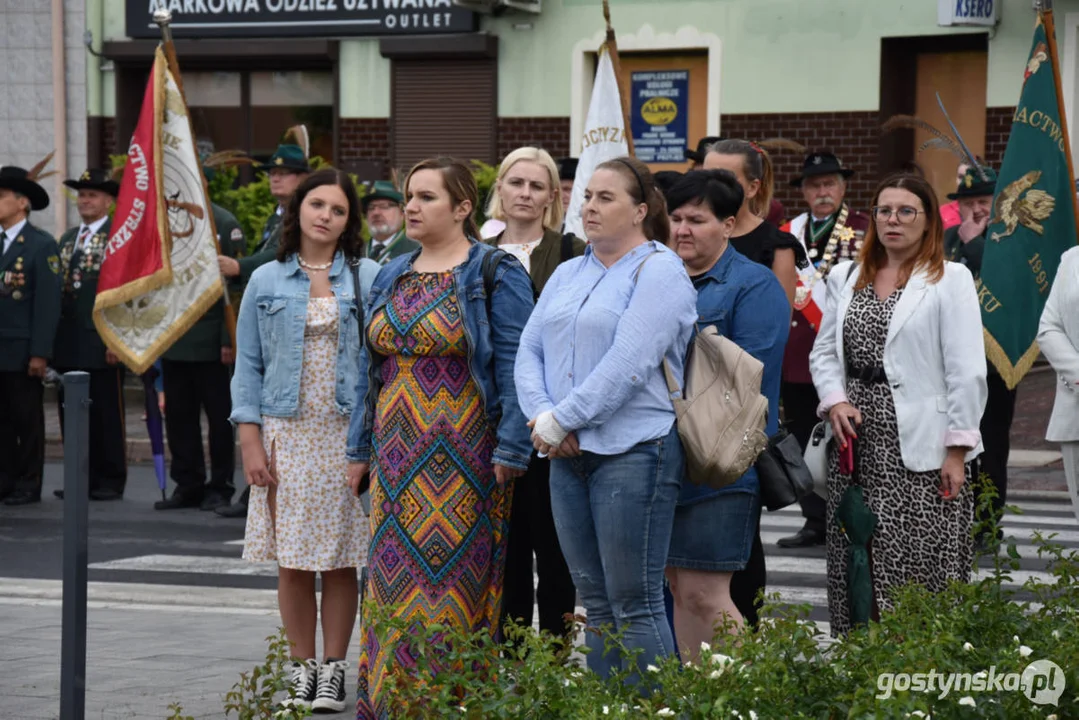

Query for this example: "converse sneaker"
[311,659,349,713]
[284,658,318,709]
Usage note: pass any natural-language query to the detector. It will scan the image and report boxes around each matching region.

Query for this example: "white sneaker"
[284,658,318,709]
[311,659,349,713]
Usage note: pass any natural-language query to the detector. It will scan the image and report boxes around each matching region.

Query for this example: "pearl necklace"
[298,256,333,271]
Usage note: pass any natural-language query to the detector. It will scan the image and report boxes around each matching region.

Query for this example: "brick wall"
[339,118,391,177]
[103,117,118,156]
[720,111,881,212]
[496,117,571,160]
[984,106,1014,170]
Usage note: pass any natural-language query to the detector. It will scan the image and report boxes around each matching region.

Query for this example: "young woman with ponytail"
[703,139,808,306]
[515,156,696,679]
[346,157,536,718]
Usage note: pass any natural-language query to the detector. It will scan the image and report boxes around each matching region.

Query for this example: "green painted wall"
[97,0,1079,120]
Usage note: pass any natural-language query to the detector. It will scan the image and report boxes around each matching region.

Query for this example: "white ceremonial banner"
[564,47,629,240]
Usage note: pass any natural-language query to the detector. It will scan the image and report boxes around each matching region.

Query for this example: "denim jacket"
[345,241,535,471]
[229,252,380,425]
[680,245,791,504]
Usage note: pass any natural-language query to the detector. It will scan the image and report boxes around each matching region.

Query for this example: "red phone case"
[839,440,855,475]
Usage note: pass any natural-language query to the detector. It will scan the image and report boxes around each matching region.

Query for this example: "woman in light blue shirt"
[514,156,697,679]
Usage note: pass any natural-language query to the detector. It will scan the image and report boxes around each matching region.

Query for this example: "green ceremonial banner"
[982,10,1079,389]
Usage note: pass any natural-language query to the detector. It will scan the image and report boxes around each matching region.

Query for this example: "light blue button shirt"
[514,241,697,455]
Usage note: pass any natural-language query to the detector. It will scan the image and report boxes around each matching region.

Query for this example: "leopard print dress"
[825,285,973,636]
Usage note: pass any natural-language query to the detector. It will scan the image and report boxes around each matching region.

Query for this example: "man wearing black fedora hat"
[943,164,1014,549]
[777,151,869,547]
[0,162,62,506]
[52,169,127,502]
[217,141,310,284]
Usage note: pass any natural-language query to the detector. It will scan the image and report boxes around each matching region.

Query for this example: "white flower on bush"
[1052,630,1061,640]
[1013,635,1020,644]
[602,707,609,716]
[906,712,929,719]
[647,664,660,673]
[656,709,675,717]
[710,669,723,679]
[1018,645,1033,657]
[962,642,974,652]
[958,696,976,708]
[711,652,734,666]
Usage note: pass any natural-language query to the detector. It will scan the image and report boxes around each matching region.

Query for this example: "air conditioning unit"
[453,0,541,15]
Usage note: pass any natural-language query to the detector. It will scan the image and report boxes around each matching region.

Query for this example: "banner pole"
[602,0,634,157]
[153,8,237,351]
[1040,5,1079,245]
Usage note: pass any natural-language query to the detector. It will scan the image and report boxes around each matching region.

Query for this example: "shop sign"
[630,70,689,164]
[130,0,476,38]
[938,0,998,27]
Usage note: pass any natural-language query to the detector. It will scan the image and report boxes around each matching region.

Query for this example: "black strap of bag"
[560,232,574,263]
[350,261,371,497]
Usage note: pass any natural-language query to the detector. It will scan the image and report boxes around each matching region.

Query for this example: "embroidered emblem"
[990,170,1055,242]
[47,254,59,274]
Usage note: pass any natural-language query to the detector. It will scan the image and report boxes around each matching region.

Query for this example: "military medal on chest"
[10,255,26,300]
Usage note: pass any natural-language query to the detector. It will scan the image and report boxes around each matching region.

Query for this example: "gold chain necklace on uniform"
[807,204,855,289]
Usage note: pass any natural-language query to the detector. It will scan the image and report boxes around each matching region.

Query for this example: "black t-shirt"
[730,221,808,270]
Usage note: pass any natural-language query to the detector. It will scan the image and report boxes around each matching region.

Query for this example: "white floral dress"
[243,297,368,571]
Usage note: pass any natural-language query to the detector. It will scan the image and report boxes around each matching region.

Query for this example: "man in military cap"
[52,168,126,501]
[0,162,62,506]
[363,180,416,265]
[944,164,1014,548]
[157,186,247,512]
[778,151,870,548]
[216,142,309,284]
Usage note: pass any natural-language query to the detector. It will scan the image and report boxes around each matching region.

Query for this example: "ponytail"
[709,139,775,218]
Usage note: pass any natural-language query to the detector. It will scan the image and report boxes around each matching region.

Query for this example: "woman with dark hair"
[810,173,987,635]
[703,139,807,306]
[664,170,790,658]
[346,157,534,719]
[515,156,696,678]
[230,168,381,712]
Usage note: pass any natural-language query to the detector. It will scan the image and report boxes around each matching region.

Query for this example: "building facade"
[88,0,1079,211]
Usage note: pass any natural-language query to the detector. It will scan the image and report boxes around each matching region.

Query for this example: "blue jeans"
[549,427,683,678]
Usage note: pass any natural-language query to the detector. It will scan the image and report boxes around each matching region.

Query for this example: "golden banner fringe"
[983,328,1041,391]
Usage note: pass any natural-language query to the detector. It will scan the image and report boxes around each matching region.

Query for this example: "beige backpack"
[663,325,769,489]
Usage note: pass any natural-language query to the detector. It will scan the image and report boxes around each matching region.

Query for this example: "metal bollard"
[60,371,91,720]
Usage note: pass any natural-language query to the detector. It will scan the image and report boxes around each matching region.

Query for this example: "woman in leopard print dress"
[809,173,988,636]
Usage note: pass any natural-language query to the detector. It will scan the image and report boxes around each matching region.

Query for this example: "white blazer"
[1038,246,1079,443]
[809,261,988,472]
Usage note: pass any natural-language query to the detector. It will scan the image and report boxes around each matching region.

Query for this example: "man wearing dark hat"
[216,142,309,284]
[159,166,246,512]
[51,169,127,501]
[944,165,1013,548]
[684,136,724,168]
[0,164,62,506]
[777,152,869,548]
[556,157,579,212]
[363,180,416,265]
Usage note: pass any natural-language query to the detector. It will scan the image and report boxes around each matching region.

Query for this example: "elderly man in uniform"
[216,142,309,284]
[943,164,1014,549]
[363,180,417,264]
[52,169,126,501]
[0,163,61,506]
[156,194,247,511]
[777,152,869,547]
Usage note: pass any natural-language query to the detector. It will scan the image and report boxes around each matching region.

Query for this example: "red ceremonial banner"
[95,50,169,306]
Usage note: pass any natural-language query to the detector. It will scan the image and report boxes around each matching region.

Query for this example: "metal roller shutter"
[391,59,497,171]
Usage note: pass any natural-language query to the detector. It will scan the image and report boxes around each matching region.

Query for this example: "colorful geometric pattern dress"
[356,271,510,720]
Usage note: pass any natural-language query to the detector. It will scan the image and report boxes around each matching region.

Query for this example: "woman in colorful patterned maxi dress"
[346,158,535,719]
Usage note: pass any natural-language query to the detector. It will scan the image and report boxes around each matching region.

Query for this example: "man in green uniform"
[0,165,61,506]
[52,168,126,501]
[155,202,246,511]
[943,165,1014,549]
[216,143,309,284]
[363,180,417,264]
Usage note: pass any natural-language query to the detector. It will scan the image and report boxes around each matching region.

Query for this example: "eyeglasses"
[872,206,923,224]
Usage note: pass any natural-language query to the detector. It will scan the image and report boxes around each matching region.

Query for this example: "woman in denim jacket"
[664,170,790,660]
[515,156,697,680]
[345,157,534,719]
[230,169,380,712]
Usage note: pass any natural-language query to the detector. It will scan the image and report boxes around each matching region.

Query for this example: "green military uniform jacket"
[0,221,61,372]
[163,204,245,363]
[54,218,113,369]
[237,208,283,283]
[943,224,986,279]
[366,229,419,266]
